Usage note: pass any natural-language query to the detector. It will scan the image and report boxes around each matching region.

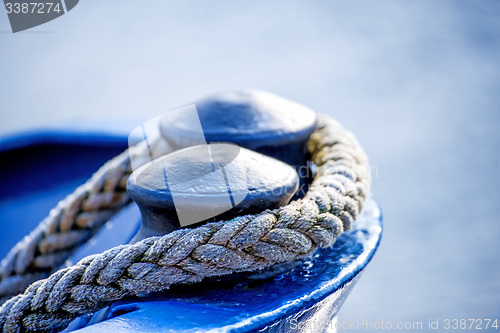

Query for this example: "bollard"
[127,143,299,242]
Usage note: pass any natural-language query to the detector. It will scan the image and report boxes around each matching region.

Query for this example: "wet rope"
[0,115,370,333]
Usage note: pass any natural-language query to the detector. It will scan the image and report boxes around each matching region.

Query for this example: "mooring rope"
[0,115,370,333]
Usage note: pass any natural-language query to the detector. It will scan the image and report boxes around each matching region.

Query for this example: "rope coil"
[0,115,370,332]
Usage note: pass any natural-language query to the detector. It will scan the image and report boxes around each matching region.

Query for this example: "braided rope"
[0,115,370,332]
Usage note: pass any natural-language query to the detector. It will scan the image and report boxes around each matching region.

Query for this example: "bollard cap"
[159,89,317,153]
[127,143,299,240]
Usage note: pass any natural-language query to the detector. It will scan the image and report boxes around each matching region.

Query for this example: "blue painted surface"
[0,130,382,332]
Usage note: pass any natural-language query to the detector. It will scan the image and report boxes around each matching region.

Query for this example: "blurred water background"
[1,1,499,331]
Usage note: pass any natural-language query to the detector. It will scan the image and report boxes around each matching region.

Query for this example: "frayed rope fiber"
[0,115,370,332]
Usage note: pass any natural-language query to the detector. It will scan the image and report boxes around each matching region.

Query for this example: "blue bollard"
[127,143,299,242]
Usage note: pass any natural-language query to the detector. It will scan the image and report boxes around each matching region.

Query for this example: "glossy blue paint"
[0,129,382,333]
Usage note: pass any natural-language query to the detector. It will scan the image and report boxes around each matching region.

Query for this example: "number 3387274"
[5,2,61,14]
